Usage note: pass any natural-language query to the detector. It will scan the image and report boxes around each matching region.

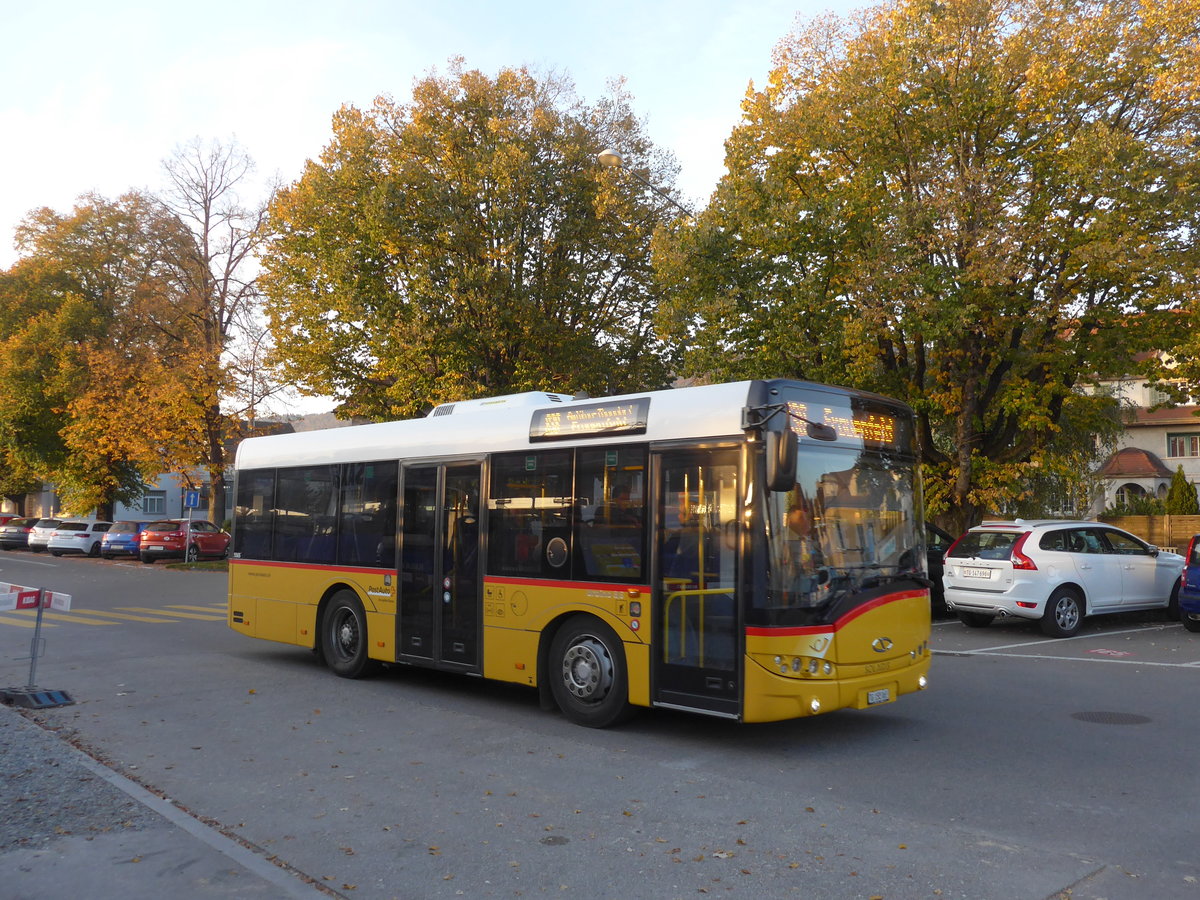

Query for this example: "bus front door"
[398,462,482,671]
[653,448,741,718]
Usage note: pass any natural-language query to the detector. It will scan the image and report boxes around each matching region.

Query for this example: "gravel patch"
[0,703,158,850]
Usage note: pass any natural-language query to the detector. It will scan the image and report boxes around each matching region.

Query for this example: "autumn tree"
[0,140,272,522]
[655,0,1200,532]
[262,61,677,419]
[0,193,193,517]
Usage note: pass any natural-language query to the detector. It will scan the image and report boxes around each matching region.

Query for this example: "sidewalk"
[0,701,325,899]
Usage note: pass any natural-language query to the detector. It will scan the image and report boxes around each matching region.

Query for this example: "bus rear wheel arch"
[547,615,633,728]
[320,589,376,678]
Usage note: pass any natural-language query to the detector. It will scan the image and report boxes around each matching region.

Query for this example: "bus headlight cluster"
[773,655,833,677]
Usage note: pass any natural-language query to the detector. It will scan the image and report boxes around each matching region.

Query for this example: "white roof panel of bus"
[234,381,758,470]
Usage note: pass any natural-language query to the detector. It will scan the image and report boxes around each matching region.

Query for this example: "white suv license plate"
[867,688,891,705]
[961,566,991,579]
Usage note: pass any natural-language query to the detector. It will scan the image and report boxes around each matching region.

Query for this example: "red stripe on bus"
[485,575,651,593]
[228,558,387,577]
[744,589,928,636]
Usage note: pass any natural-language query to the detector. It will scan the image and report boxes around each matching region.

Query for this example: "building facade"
[1096,372,1200,512]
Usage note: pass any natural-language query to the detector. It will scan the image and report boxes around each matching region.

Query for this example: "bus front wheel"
[321,590,374,678]
[548,616,632,728]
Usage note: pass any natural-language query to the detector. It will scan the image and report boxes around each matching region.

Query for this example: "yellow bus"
[228,379,931,727]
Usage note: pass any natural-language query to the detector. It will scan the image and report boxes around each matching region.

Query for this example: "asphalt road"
[1,550,1198,899]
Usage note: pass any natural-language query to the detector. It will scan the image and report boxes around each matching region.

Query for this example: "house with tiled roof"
[1095,368,1200,511]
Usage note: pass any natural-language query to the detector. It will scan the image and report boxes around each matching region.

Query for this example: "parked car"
[48,520,113,557]
[0,516,41,550]
[0,514,19,526]
[942,519,1185,637]
[26,518,62,552]
[1178,534,1200,633]
[139,519,231,563]
[101,521,150,559]
[926,522,955,614]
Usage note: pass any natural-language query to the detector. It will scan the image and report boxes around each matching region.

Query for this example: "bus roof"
[235,381,760,470]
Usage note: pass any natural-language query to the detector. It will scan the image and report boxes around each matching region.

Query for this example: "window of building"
[1168,433,1200,458]
[142,492,166,515]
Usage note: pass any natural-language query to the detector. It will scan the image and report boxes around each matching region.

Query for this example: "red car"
[139,519,231,563]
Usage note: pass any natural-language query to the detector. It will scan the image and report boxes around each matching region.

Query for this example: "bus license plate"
[867,688,890,705]
[962,567,991,579]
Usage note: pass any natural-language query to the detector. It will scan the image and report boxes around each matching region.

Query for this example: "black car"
[926,522,955,614]
[0,516,40,550]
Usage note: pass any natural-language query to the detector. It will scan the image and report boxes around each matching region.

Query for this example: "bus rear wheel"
[548,616,632,728]
[321,590,374,678]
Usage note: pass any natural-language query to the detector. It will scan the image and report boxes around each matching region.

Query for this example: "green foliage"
[1103,494,1166,517]
[1166,464,1200,514]
[655,0,1200,532]
[263,61,677,419]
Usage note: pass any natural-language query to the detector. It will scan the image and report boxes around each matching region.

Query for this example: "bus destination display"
[530,398,651,442]
[787,400,905,449]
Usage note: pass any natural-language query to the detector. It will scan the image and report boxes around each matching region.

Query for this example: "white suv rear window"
[947,531,1022,560]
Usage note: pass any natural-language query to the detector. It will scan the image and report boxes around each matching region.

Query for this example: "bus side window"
[235,470,276,559]
[488,450,573,578]
[574,447,646,583]
[339,461,398,568]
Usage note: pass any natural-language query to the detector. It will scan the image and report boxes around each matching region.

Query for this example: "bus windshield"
[763,443,921,615]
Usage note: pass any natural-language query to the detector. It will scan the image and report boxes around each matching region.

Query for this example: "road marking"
[117,607,225,621]
[0,614,52,628]
[0,610,120,626]
[165,605,227,613]
[933,649,1200,669]
[74,610,178,623]
[942,622,1178,654]
[35,611,118,626]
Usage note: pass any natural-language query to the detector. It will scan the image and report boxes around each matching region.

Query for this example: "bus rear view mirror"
[765,427,798,492]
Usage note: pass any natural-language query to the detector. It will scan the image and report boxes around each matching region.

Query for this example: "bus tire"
[548,616,632,728]
[320,590,374,678]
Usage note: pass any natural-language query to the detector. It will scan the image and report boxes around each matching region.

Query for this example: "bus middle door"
[398,462,482,672]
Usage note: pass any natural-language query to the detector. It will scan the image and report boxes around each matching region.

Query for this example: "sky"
[1,0,863,409]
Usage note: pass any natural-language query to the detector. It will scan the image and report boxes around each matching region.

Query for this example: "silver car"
[26,518,62,553]
[943,519,1185,637]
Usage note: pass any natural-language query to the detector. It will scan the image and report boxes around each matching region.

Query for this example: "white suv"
[942,520,1184,637]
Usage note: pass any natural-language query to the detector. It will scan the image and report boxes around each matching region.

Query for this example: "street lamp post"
[597,148,694,220]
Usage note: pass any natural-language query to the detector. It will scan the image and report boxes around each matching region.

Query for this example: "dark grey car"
[0,516,40,550]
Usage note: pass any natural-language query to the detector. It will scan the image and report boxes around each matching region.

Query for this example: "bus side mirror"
[765,427,797,492]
